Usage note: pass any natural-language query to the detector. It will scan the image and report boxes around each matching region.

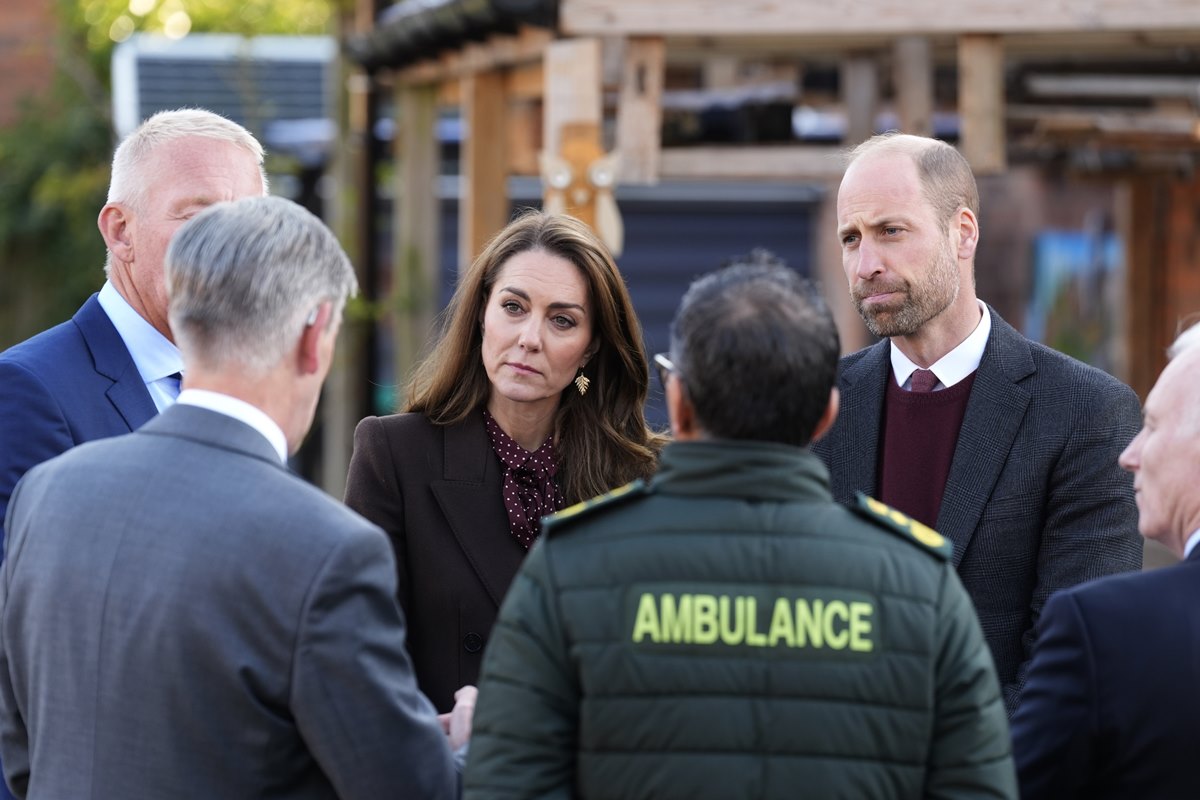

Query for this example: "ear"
[954,207,979,262]
[581,338,600,367]
[98,203,134,263]
[298,302,333,375]
[810,387,840,443]
[666,377,700,441]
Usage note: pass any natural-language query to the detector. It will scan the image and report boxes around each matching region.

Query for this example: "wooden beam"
[507,100,542,175]
[959,34,1006,175]
[395,25,552,85]
[893,36,933,136]
[460,70,509,273]
[659,145,846,180]
[842,54,878,146]
[393,84,441,403]
[544,38,603,160]
[616,37,665,184]
[561,0,1200,36]
[505,62,544,101]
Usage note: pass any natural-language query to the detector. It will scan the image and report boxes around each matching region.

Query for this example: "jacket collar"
[137,403,284,467]
[652,439,833,503]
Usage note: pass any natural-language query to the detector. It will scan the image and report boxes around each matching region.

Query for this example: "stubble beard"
[852,245,960,338]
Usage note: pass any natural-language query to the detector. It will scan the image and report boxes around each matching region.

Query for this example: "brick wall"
[0,3,57,126]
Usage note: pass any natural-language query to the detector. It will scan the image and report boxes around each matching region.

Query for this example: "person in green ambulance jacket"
[463,253,1016,800]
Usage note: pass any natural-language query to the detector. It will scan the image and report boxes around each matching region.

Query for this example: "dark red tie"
[910,369,938,393]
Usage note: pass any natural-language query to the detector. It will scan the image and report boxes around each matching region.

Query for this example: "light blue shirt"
[890,299,992,392]
[176,389,289,464]
[96,281,183,412]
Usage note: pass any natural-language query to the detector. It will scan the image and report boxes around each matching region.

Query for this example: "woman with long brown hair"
[345,211,664,711]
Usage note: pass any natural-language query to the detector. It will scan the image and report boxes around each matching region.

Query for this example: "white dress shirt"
[890,299,992,391]
[1184,530,1200,560]
[97,281,184,412]
[176,389,289,464]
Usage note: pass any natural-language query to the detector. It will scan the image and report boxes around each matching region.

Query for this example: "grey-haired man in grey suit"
[813,133,1142,715]
[0,196,467,798]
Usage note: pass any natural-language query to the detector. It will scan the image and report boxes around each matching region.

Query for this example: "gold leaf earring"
[574,368,591,396]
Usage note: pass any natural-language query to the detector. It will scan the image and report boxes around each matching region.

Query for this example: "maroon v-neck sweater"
[877,371,977,529]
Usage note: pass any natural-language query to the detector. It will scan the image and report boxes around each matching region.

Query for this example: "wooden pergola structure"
[317,0,1200,493]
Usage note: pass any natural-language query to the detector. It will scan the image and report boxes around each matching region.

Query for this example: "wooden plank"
[893,36,933,136]
[842,54,878,146]
[505,62,544,101]
[393,84,442,402]
[659,145,846,180]
[507,100,542,175]
[395,25,553,85]
[616,37,665,184]
[814,177,872,355]
[958,34,1006,175]
[460,70,510,273]
[561,0,1200,36]
[544,38,603,159]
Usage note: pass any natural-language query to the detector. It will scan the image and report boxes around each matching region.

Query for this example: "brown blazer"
[345,412,526,712]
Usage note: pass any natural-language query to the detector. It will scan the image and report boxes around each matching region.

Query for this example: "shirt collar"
[1185,529,1200,560]
[97,281,183,383]
[890,299,991,390]
[175,389,289,464]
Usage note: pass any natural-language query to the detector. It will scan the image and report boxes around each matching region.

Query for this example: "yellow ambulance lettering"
[632,593,875,652]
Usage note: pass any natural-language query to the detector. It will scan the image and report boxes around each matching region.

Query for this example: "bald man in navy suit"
[1012,321,1200,799]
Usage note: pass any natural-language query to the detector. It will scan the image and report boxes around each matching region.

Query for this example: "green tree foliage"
[0,0,335,348]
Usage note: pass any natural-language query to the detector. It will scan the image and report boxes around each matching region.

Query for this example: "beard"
[851,244,960,338]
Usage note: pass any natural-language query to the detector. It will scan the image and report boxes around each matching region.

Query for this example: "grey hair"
[108,108,268,211]
[164,196,357,374]
[1168,321,1200,360]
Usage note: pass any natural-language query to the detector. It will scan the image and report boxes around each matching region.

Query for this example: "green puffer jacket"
[465,440,1016,800]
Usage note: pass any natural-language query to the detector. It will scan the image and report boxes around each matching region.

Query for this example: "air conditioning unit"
[111,33,336,165]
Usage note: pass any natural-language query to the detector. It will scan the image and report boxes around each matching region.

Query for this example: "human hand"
[438,684,478,750]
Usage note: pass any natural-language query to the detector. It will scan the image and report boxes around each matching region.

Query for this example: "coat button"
[463,632,484,653]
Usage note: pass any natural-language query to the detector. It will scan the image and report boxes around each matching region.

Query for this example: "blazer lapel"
[936,309,1034,566]
[75,295,158,432]
[430,417,525,608]
[829,340,891,500]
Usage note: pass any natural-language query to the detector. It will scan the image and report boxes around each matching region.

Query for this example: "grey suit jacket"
[812,307,1142,714]
[0,404,456,799]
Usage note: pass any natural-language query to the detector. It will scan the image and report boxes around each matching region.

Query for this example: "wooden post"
[393,83,441,406]
[460,69,509,272]
[320,0,377,497]
[958,34,1006,174]
[616,37,665,184]
[816,177,871,354]
[842,54,878,146]
[894,36,933,137]
[544,38,602,162]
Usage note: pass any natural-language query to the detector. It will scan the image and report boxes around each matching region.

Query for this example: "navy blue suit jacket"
[0,294,157,547]
[1012,552,1200,799]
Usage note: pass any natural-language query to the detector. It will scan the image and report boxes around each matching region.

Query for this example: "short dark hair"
[669,251,840,447]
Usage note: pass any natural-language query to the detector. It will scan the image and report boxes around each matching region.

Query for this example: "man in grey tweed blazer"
[813,133,1142,715]
[0,197,462,798]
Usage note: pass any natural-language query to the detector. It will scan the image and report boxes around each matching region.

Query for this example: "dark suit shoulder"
[1063,558,1200,617]
[0,315,90,381]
